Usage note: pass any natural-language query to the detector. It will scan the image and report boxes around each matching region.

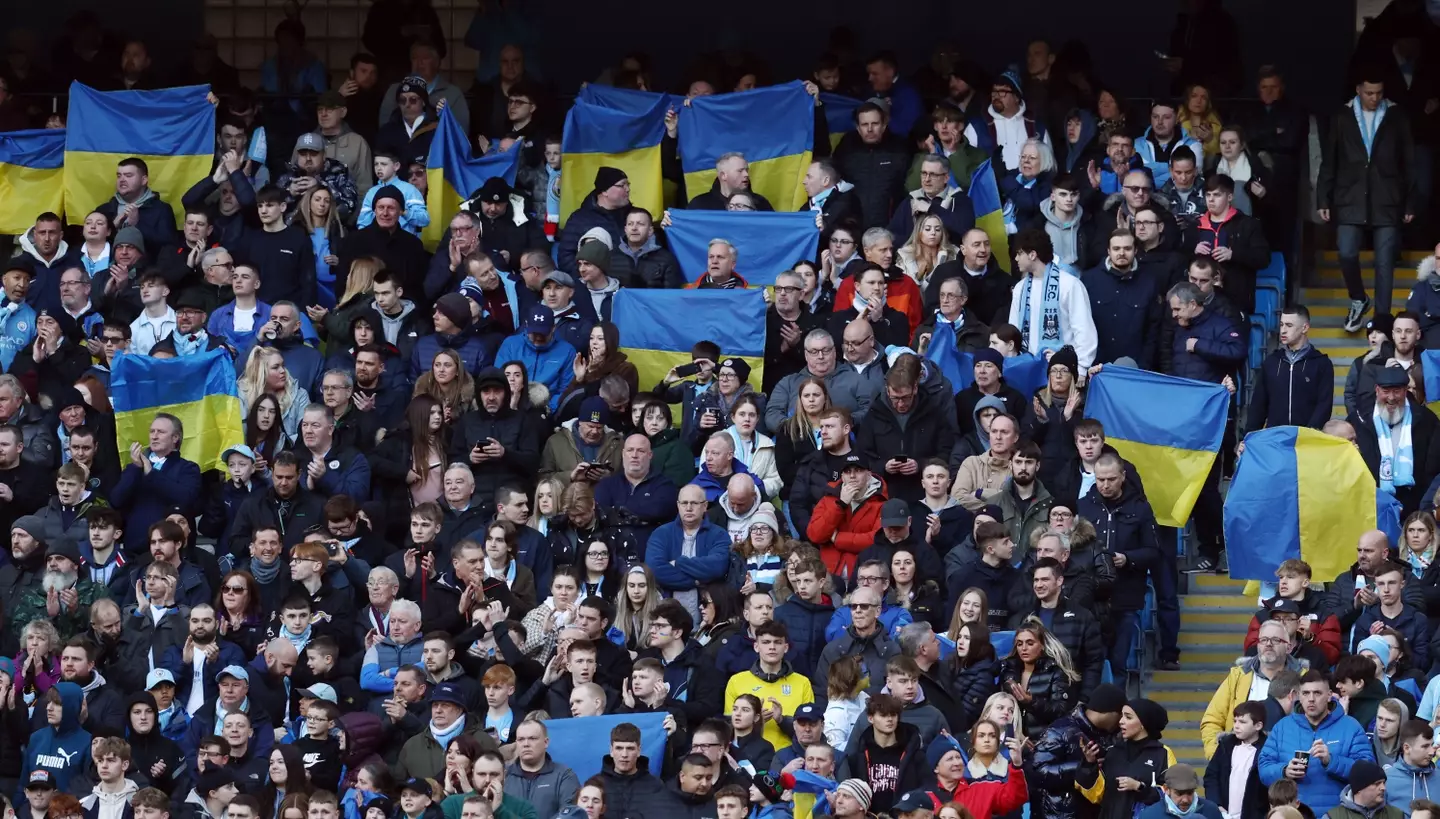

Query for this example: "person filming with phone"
[1257,670,1372,815]
[655,340,721,446]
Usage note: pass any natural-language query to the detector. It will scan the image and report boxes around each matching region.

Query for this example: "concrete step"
[1147,689,1215,708]
[1182,593,1254,609]
[1181,611,1253,629]
[1191,574,1249,593]
[1316,250,1430,263]
[1152,669,1228,687]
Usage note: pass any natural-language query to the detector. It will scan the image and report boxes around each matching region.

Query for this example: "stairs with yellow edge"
[1299,249,1431,421]
[1143,572,1253,780]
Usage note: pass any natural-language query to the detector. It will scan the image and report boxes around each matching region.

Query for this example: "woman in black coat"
[1080,698,1171,819]
[998,621,1081,741]
[948,621,999,729]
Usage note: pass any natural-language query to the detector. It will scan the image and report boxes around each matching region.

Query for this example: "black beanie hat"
[1127,698,1169,739]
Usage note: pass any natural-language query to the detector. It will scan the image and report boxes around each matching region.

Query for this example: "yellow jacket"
[1201,656,1308,759]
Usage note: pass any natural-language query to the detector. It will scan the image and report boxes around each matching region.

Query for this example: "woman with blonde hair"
[1401,511,1438,579]
[313,255,383,342]
[897,213,958,285]
[615,564,661,652]
[530,477,566,537]
[776,377,829,494]
[296,184,346,308]
[413,348,476,422]
[238,346,309,438]
[948,587,991,639]
[998,619,1081,739]
[1184,83,1223,156]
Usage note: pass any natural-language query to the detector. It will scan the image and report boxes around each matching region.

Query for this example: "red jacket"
[835,270,924,336]
[806,476,889,580]
[1243,611,1343,666]
[925,765,1030,819]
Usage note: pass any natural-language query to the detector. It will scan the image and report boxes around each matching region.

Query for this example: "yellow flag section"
[678,82,814,212]
[110,349,244,472]
[64,82,214,228]
[559,91,667,228]
[423,108,522,250]
[0,130,65,235]
[612,289,766,398]
[1224,426,1377,582]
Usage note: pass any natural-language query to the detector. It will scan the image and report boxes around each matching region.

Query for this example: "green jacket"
[650,428,697,489]
[905,141,990,192]
[983,478,1055,563]
[13,577,110,642]
[441,792,537,819]
[392,715,499,783]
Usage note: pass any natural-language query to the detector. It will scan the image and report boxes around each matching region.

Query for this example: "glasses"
[700,598,714,606]
[857,576,885,585]
[805,346,834,355]
[1133,219,1161,226]
[774,285,802,294]
[209,261,236,270]
[830,238,855,246]
[843,336,874,348]
[728,203,756,211]
[678,500,705,507]
[1050,510,1075,519]
[586,550,609,557]
[102,336,126,344]
[939,292,963,300]
[920,171,948,180]
[692,742,722,750]
[717,371,739,379]
[1123,185,1151,194]
[223,585,247,593]
[1257,637,1289,646]
[851,603,879,611]
[60,279,87,287]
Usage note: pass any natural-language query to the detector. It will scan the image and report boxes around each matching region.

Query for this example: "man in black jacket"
[94,158,177,265]
[833,102,912,230]
[1028,684,1125,819]
[1246,306,1334,432]
[448,368,543,512]
[688,153,774,211]
[228,453,327,554]
[466,178,548,270]
[854,356,956,502]
[1081,230,1164,368]
[1349,366,1440,516]
[924,229,1015,325]
[611,208,684,290]
[1181,175,1270,314]
[337,187,431,308]
[1079,454,1162,676]
[1318,68,1418,331]
[764,271,821,393]
[232,186,315,308]
[802,160,863,242]
[1007,558,1104,691]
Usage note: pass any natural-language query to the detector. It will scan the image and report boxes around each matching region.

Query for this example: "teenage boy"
[80,736,140,819]
[359,150,429,235]
[840,693,924,814]
[384,502,443,587]
[723,621,815,752]
[304,637,363,712]
[483,664,517,744]
[83,508,131,599]
[1242,559,1342,667]
[524,637,611,718]
[271,595,316,654]
[773,558,837,677]
[845,656,949,749]
[1204,701,1267,819]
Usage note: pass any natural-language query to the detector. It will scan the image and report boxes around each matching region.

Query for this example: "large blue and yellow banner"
[679,82,814,212]
[969,159,1010,273]
[560,95,667,228]
[925,325,1047,397]
[611,289,766,394]
[543,712,668,780]
[663,210,819,286]
[65,83,214,229]
[819,93,863,150]
[0,129,65,235]
[1420,350,1440,414]
[425,108,521,250]
[1085,367,1229,526]
[110,348,244,472]
[1225,426,1377,581]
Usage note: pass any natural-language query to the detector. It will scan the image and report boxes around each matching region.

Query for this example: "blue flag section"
[924,331,1047,398]
[664,210,820,286]
[543,712,668,780]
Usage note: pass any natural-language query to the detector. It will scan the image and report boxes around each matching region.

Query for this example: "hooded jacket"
[1385,756,1437,815]
[556,192,626,273]
[123,692,189,796]
[22,681,92,793]
[854,367,958,502]
[410,323,492,381]
[808,475,889,578]
[447,390,544,507]
[1247,345,1335,431]
[773,593,837,678]
[1030,707,1109,819]
[80,777,139,819]
[1258,705,1373,815]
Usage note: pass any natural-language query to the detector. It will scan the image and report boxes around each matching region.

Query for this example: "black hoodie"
[841,720,926,814]
[124,691,191,795]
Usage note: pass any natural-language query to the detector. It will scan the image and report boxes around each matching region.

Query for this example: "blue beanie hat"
[1357,635,1392,668]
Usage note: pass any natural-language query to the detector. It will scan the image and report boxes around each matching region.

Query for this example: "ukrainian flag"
[1420,350,1440,414]
[1084,366,1229,527]
[560,95,667,228]
[969,159,1011,272]
[678,82,814,212]
[542,712,668,780]
[819,93,863,150]
[576,84,680,115]
[663,210,819,286]
[1225,426,1377,581]
[110,348,244,472]
[0,129,65,235]
[425,108,521,250]
[611,289,766,394]
[64,82,214,229]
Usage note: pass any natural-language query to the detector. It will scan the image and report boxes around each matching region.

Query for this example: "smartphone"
[587,463,614,476]
[675,362,702,378]
[1294,751,1310,762]
[894,453,910,462]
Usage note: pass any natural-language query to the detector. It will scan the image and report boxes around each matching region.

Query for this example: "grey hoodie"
[586,275,622,318]
[375,298,417,346]
[1041,199,1084,266]
[504,756,582,819]
[971,394,1009,452]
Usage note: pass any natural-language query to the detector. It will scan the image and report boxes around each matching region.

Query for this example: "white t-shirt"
[234,305,257,334]
[187,652,207,715]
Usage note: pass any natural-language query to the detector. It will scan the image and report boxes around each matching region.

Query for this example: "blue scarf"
[281,623,313,653]
[430,714,466,749]
[1375,400,1415,493]
[1018,263,1063,357]
[173,330,209,357]
[1353,97,1390,159]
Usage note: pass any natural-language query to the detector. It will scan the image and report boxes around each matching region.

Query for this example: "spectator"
[1383,720,1437,815]
[802,160,863,235]
[1242,560,1343,667]
[1157,146,1205,228]
[689,153,774,211]
[889,154,976,242]
[1041,174,1095,268]
[1258,671,1374,816]
[1135,101,1203,189]
[1182,175,1270,313]
[952,412,1020,513]
[233,186,317,309]
[1008,229,1097,370]
[380,42,471,136]
[1007,558,1104,692]
[1247,306,1335,432]
[1202,619,1306,760]
[359,152,429,237]
[557,169,630,274]
[945,521,1019,628]
[1028,682,1125,819]
[833,102,912,231]
[1080,454,1160,675]
[1349,366,1440,516]
[94,158,177,264]
[1082,230,1164,368]
[964,71,1052,172]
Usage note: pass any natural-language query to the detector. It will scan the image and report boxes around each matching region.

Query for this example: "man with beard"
[160,603,246,718]
[1350,365,1440,516]
[0,425,51,541]
[147,520,212,607]
[353,344,407,429]
[42,637,126,733]
[13,539,108,642]
[1,515,48,636]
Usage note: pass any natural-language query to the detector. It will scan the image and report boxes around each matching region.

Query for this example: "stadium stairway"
[1144,573,1252,774]
[1297,249,1429,419]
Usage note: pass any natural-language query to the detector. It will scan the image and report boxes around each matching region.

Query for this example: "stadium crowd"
[0,4,1439,819]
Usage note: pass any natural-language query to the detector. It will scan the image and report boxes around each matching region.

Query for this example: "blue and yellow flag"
[577,84,680,114]
[560,95,667,228]
[819,93,863,149]
[678,82,814,211]
[1225,426,1377,581]
[544,712,668,781]
[0,129,65,235]
[611,289,766,394]
[663,210,819,286]
[65,83,214,228]
[425,108,521,250]
[924,328,1047,397]
[110,348,244,472]
[969,159,1011,273]
[1085,367,1229,527]
[1420,350,1440,414]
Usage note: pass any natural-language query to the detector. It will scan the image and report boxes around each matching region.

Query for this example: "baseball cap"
[522,304,556,335]
[25,770,55,790]
[146,668,176,690]
[198,767,239,798]
[793,703,822,722]
[541,270,576,288]
[893,791,935,814]
[222,444,257,464]
[880,499,911,527]
[399,778,433,796]
[296,133,325,152]
[840,453,867,471]
[299,683,338,704]
[216,665,249,683]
